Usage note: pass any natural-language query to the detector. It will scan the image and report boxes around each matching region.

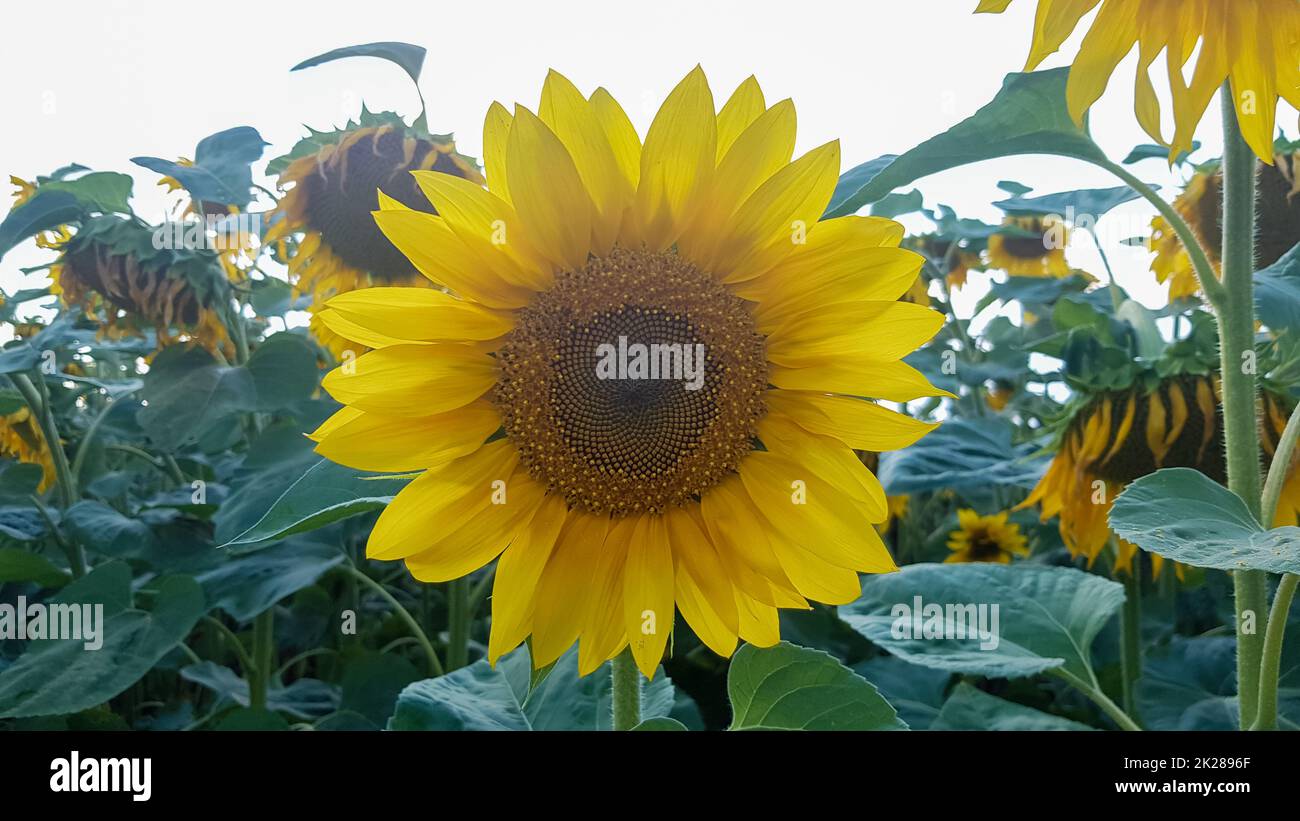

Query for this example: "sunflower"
[1021,374,1300,576]
[49,215,233,354]
[985,382,1015,411]
[987,215,1070,277]
[1150,148,1300,300]
[857,450,911,534]
[266,114,483,359]
[309,68,948,677]
[0,406,55,491]
[909,234,985,290]
[156,159,258,284]
[945,509,1029,563]
[976,0,1300,162]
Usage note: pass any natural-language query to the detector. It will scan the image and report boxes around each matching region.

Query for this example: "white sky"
[2,0,1295,333]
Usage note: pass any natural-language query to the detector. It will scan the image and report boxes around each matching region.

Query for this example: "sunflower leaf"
[727,641,905,730]
[291,42,426,86]
[388,661,530,731]
[1254,242,1300,334]
[932,682,1096,730]
[1110,468,1300,573]
[825,68,1106,218]
[840,563,1124,682]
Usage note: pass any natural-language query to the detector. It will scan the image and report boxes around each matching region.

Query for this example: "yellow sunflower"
[976,0,1300,162]
[309,68,949,677]
[945,509,1029,563]
[0,406,55,491]
[1020,374,1300,576]
[156,159,259,284]
[266,117,483,360]
[985,382,1015,411]
[987,215,1070,277]
[1150,149,1299,300]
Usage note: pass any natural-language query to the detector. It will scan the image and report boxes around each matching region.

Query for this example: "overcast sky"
[3,0,1294,331]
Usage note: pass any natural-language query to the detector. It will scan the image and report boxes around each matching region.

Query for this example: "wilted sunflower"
[946,509,1028,563]
[156,160,259,284]
[49,215,233,354]
[987,215,1070,277]
[310,68,948,677]
[1150,148,1300,300]
[266,113,483,359]
[976,0,1300,162]
[0,406,55,491]
[1021,373,1300,576]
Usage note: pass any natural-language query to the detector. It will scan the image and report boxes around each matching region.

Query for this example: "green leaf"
[0,571,206,718]
[993,185,1145,218]
[221,459,411,547]
[0,547,70,588]
[932,683,1096,730]
[197,539,344,621]
[852,656,951,730]
[877,417,1047,494]
[0,507,48,542]
[505,645,679,730]
[1254,242,1300,333]
[338,651,421,725]
[727,641,905,730]
[180,661,339,718]
[291,42,426,86]
[138,345,257,451]
[213,707,291,730]
[0,191,82,261]
[1110,468,1300,573]
[632,717,688,730]
[62,500,158,559]
[246,333,319,410]
[388,661,530,731]
[840,563,1124,682]
[133,127,267,209]
[1122,141,1199,166]
[1137,637,1239,730]
[825,69,1105,218]
[38,172,134,215]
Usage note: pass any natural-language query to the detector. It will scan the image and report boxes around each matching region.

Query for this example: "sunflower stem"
[446,576,471,671]
[9,372,84,577]
[610,648,642,730]
[248,608,275,712]
[1251,400,1300,730]
[1219,82,1267,731]
[1120,567,1143,719]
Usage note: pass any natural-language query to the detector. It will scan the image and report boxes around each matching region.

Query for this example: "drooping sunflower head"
[310,68,949,676]
[908,233,985,290]
[976,0,1300,162]
[987,214,1070,277]
[267,113,484,358]
[50,215,233,354]
[945,509,1028,564]
[0,406,55,491]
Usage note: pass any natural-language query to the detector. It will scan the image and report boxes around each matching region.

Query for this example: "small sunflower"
[310,68,949,677]
[1021,373,1300,576]
[0,406,55,491]
[1150,149,1300,300]
[909,234,985,290]
[945,509,1029,563]
[976,0,1300,162]
[266,113,483,359]
[985,382,1015,411]
[987,215,1070,277]
[49,215,234,354]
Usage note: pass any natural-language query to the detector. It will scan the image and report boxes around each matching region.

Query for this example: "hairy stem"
[610,648,642,730]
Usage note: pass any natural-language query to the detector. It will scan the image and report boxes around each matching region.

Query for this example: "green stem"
[446,576,470,671]
[1251,399,1300,730]
[1096,158,1226,307]
[1120,569,1143,720]
[202,615,255,674]
[1253,575,1297,731]
[1219,83,1266,731]
[610,648,642,730]
[1056,670,1142,731]
[9,372,83,576]
[346,565,444,677]
[70,398,117,484]
[1087,226,1125,312]
[248,609,275,711]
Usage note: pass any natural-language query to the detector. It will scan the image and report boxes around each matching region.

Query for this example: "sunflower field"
[1,1,1299,757]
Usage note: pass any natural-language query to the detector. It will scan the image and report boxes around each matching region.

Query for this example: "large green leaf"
[931,683,1096,730]
[220,459,411,547]
[502,645,679,731]
[138,345,257,450]
[132,127,267,208]
[727,641,905,730]
[197,539,344,621]
[245,332,319,410]
[825,69,1105,218]
[37,172,134,215]
[180,661,339,719]
[1254,242,1300,333]
[1110,468,1300,573]
[852,656,951,730]
[0,547,70,588]
[0,191,82,261]
[992,185,1144,218]
[62,500,158,559]
[0,569,206,718]
[388,660,530,731]
[840,563,1124,682]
